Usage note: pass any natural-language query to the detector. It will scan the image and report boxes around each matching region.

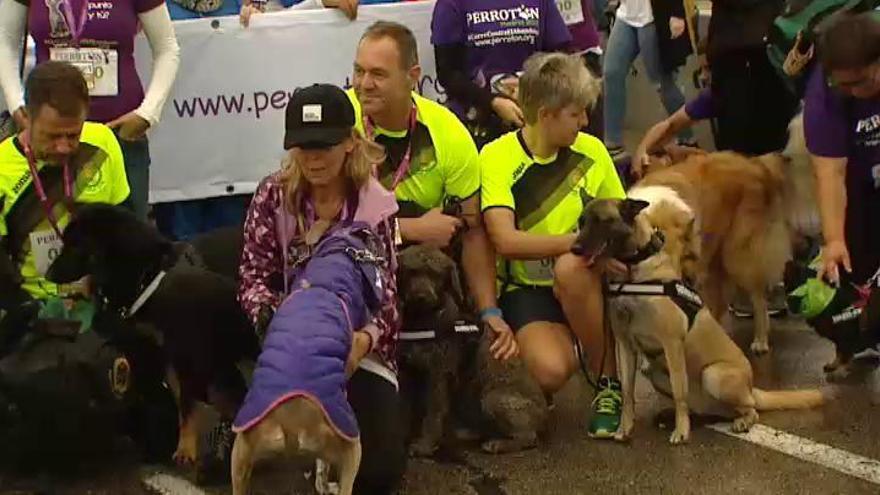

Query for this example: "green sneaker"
[588,377,622,439]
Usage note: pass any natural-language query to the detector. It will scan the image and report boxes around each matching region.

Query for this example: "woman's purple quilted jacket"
[232,223,385,439]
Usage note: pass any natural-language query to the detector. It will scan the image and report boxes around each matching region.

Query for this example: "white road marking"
[709,423,880,486]
[141,470,208,495]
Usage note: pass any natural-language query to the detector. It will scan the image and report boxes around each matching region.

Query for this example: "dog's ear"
[620,198,649,223]
[579,189,595,207]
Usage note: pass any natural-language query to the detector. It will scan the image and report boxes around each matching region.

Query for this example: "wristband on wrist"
[479,307,503,321]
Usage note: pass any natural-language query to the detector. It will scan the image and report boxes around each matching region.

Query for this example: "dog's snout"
[407,277,439,307]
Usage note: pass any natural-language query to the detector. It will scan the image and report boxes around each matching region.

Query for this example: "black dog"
[46,204,259,465]
[397,243,477,457]
[0,198,40,357]
[785,258,880,377]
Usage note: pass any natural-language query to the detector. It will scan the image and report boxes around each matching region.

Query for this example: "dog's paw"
[614,416,634,443]
[825,365,852,383]
[408,439,439,458]
[613,429,631,443]
[750,340,770,355]
[731,412,758,433]
[173,421,198,465]
[480,439,508,455]
[453,427,481,442]
[668,428,690,445]
[823,360,841,373]
[172,445,197,465]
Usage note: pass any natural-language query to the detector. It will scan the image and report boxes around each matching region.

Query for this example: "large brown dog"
[636,116,816,354]
[574,194,826,444]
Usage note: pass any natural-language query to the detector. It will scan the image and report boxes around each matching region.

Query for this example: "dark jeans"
[153,195,251,241]
[349,368,407,495]
[709,47,798,155]
[118,137,151,222]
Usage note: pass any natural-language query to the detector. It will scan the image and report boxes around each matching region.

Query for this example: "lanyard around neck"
[61,0,90,47]
[21,132,73,238]
[364,106,417,189]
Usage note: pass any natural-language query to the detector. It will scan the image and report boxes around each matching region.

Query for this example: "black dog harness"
[606,280,704,328]
[602,229,704,328]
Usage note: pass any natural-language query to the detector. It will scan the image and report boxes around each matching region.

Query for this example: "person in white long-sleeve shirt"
[0,0,180,221]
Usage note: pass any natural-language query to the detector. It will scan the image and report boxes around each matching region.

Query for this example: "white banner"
[136,1,443,203]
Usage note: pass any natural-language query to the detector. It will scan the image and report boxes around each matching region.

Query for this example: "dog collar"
[124,270,166,319]
[618,229,666,265]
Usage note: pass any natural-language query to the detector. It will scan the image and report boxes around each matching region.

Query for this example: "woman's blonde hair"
[278,129,385,223]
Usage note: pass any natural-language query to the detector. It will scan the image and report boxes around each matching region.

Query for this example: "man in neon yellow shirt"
[0,61,130,338]
[349,22,516,354]
[348,23,516,491]
[481,52,627,439]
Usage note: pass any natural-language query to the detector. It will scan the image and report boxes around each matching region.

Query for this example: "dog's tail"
[752,388,826,411]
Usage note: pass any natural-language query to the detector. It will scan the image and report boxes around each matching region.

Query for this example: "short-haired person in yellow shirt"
[481,52,627,439]
[0,61,130,342]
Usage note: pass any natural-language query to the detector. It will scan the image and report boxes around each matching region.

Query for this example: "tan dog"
[576,191,825,445]
[638,115,817,354]
[230,397,361,495]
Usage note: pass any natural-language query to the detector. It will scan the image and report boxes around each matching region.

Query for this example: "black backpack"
[766,0,880,98]
[0,322,133,464]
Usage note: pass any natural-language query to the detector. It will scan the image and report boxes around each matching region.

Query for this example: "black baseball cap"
[284,84,356,150]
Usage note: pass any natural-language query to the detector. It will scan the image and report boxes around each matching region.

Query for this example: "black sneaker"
[195,418,235,486]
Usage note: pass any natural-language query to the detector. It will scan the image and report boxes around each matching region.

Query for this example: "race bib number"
[555,0,585,25]
[49,47,119,97]
[30,230,63,276]
[522,258,555,282]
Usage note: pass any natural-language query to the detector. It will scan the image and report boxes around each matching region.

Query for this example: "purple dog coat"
[233,223,386,439]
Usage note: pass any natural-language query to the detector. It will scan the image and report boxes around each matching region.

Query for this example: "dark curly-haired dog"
[397,244,477,457]
[475,318,547,454]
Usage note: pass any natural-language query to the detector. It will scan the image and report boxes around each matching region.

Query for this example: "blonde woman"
[237,84,405,493]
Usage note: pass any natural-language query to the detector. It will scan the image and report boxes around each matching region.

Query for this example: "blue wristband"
[479,307,503,321]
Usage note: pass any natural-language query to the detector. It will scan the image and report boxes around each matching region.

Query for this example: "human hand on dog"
[484,315,518,360]
[669,17,685,39]
[819,240,852,286]
[406,208,464,248]
[491,97,524,128]
[345,330,372,378]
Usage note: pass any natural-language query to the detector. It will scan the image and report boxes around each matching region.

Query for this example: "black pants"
[349,368,407,495]
[710,47,798,155]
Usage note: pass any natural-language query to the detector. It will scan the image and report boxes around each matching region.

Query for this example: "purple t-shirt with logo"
[431,0,571,117]
[557,0,600,53]
[804,65,880,185]
[804,64,880,281]
[22,0,163,123]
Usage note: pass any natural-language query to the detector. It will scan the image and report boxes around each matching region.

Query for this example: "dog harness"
[399,321,480,342]
[606,280,704,328]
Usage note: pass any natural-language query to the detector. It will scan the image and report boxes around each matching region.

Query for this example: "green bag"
[766,0,880,97]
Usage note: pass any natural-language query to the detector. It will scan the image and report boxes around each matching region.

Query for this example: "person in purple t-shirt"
[0,0,180,221]
[805,12,880,286]
[430,0,572,148]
